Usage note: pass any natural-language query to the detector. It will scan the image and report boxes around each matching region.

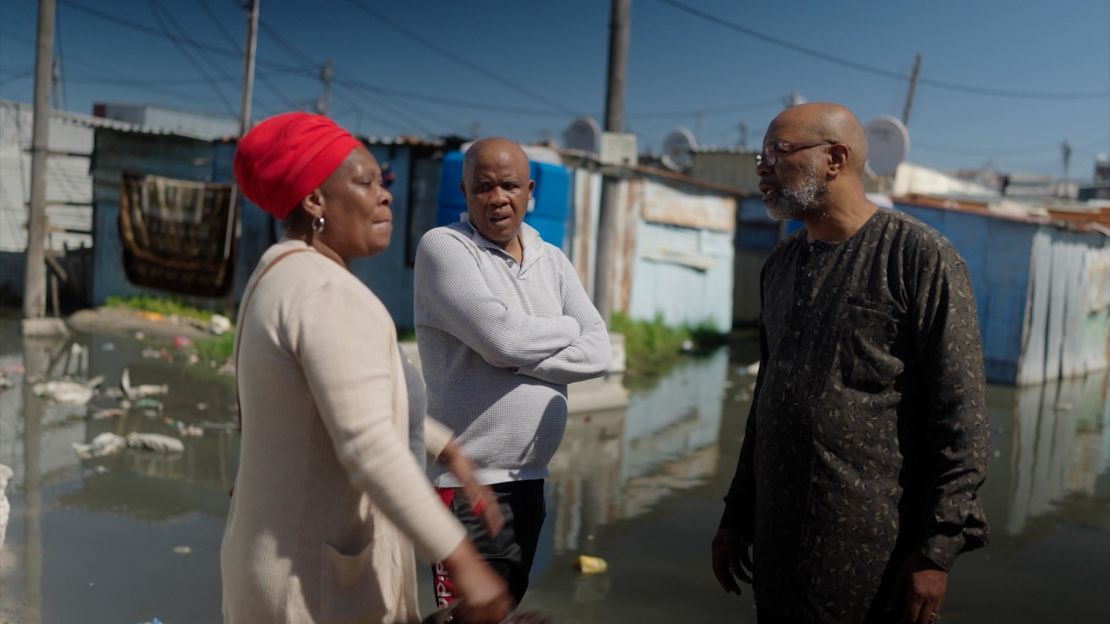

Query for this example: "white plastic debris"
[91,408,126,420]
[739,361,760,376]
[73,433,127,458]
[1,464,13,551]
[174,421,205,437]
[121,368,169,400]
[126,433,185,453]
[73,432,185,457]
[209,314,232,336]
[33,376,103,405]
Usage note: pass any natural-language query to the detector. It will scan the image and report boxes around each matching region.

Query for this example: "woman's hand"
[442,539,512,623]
[441,441,504,536]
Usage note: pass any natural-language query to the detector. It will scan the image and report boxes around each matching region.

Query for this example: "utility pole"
[50,58,62,110]
[316,60,334,116]
[22,0,55,321]
[738,121,748,150]
[902,53,922,126]
[593,0,630,321]
[239,0,260,135]
[1061,140,1072,197]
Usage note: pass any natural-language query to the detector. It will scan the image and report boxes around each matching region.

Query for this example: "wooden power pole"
[902,53,922,126]
[22,0,55,321]
[593,0,630,321]
[239,0,260,135]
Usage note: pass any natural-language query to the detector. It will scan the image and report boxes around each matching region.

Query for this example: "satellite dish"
[563,116,601,153]
[864,116,909,177]
[661,127,697,171]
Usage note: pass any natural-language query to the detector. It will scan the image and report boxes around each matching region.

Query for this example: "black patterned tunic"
[722,208,989,623]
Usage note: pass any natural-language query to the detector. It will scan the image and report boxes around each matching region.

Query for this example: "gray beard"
[766,176,828,221]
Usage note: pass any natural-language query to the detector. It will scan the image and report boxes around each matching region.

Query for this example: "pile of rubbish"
[18,342,219,460]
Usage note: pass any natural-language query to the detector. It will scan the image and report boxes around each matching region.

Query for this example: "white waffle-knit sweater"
[414,218,611,487]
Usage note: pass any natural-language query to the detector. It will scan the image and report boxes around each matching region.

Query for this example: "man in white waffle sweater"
[414,137,611,608]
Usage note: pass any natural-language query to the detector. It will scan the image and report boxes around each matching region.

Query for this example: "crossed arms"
[414,229,611,383]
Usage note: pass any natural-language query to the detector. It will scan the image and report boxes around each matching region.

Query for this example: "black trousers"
[433,479,546,607]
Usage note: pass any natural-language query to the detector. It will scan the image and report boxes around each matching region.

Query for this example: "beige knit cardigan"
[221,239,465,623]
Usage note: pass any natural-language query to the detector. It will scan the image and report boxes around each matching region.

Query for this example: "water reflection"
[1,318,1108,623]
[987,373,1110,540]
[0,320,237,623]
[546,349,730,556]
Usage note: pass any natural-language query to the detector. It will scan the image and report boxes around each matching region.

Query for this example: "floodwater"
[1,317,1108,623]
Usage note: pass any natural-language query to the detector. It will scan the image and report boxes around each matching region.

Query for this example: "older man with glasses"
[711,103,989,624]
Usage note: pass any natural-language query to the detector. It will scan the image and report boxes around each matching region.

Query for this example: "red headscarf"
[232,112,362,220]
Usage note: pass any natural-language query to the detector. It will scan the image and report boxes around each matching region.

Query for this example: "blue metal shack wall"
[90,129,216,306]
[211,140,272,301]
[733,196,781,324]
[895,202,1036,385]
[351,144,416,328]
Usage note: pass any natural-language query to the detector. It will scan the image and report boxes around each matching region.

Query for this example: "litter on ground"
[209,314,232,335]
[574,555,608,575]
[33,376,104,405]
[73,432,128,458]
[121,368,169,400]
[73,432,185,458]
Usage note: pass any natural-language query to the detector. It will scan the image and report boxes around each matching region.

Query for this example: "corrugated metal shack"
[752,194,1110,385]
[88,125,457,328]
[0,100,102,305]
[563,155,738,333]
[88,125,220,306]
[893,196,1110,385]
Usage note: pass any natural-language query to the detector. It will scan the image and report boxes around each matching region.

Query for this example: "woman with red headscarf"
[221,112,510,623]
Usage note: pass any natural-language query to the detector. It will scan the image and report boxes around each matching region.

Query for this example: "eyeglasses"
[755,140,837,168]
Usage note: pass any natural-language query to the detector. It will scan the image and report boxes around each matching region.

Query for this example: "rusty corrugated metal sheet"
[566,166,737,331]
[571,169,600,295]
[639,177,736,233]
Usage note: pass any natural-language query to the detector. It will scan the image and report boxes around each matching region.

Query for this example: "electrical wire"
[257,18,459,135]
[148,0,238,116]
[627,96,784,119]
[656,0,1109,101]
[341,0,580,115]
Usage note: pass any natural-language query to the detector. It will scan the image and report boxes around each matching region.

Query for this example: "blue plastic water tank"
[435,150,570,249]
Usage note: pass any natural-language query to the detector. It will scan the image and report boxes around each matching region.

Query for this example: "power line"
[656,0,1110,101]
[256,18,460,135]
[159,0,300,113]
[30,6,564,121]
[194,0,303,113]
[256,19,427,132]
[0,69,34,87]
[200,0,240,50]
[627,96,783,119]
[913,141,1063,157]
[341,0,580,115]
[148,0,238,116]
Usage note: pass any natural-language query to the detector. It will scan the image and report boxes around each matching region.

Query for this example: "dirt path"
[67,307,213,341]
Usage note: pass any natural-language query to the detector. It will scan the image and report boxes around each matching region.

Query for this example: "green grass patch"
[194,332,235,364]
[610,312,728,379]
[105,295,228,322]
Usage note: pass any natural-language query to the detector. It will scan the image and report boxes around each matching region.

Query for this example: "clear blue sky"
[1,0,1107,179]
